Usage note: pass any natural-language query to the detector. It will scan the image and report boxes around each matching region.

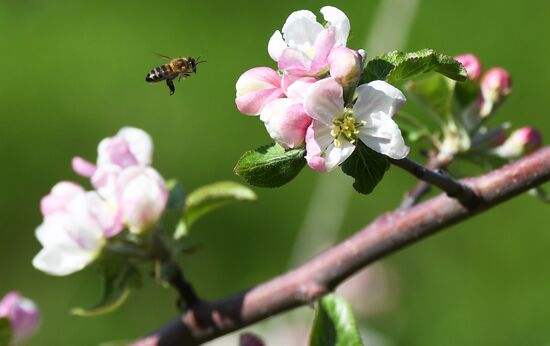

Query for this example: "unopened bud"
[328,47,363,92]
[0,292,40,345]
[455,54,482,81]
[493,127,542,159]
[480,67,512,116]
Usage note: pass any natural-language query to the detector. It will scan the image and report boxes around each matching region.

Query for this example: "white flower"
[268,6,350,77]
[33,182,119,276]
[304,78,409,172]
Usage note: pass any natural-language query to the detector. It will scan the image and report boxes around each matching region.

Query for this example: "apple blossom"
[33,182,120,276]
[0,292,40,345]
[455,54,482,81]
[480,67,512,116]
[235,67,284,115]
[493,127,542,159]
[304,78,409,172]
[268,6,350,77]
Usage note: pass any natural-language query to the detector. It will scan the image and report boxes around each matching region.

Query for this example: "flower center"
[330,108,366,147]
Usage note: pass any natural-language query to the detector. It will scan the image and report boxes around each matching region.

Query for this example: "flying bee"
[145,53,205,95]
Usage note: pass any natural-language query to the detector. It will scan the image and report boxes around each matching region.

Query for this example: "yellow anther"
[330,108,366,147]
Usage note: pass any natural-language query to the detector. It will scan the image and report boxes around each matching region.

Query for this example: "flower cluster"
[0,291,40,345]
[450,54,541,160]
[33,127,168,276]
[235,6,409,172]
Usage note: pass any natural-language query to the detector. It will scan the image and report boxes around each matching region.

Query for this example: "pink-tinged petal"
[97,137,138,167]
[260,99,312,148]
[91,164,121,203]
[236,67,281,94]
[268,30,287,61]
[40,182,85,217]
[455,54,482,81]
[320,6,350,46]
[278,48,312,76]
[304,77,344,125]
[353,81,406,120]
[284,76,317,100]
[305,120,336,172]
[328,47,363,87]
[281,10,323,49]
[236,67,284,115]
[236,88,285,116]
[281,74,301,92]
[97,127,153,169]
[117,166,168,234]
[0,292,40,344]
[359,112,409,159]
[309,27,336,75]
[117,127,153,166]
[72,156,97,178]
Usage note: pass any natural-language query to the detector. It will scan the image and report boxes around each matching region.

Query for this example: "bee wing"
[153,52,172,61]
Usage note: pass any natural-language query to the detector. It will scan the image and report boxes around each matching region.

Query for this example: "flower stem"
[390,157,480,209]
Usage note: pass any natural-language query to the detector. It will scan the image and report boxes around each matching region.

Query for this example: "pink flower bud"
[260,98,312,149]
[455,54,482,81]
[281,75,317,101]
[235,67,284,115]
[116,166,168,234]
[493,127,542,159]
[0,292,40,344]
[480,67,512,116]
[328,47,363,88]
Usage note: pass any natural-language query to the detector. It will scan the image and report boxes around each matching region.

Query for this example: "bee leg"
[166,79,175,95]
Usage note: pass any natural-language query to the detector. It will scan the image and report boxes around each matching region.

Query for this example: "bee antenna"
[196,56,207,64]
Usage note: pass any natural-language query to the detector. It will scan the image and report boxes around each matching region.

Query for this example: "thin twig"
[399,155,444,209]
[134,146,550,346]
[389,157,479,208]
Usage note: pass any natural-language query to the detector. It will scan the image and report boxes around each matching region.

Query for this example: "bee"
[145,53,205,95]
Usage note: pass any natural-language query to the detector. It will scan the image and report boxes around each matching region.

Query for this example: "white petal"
[304,78,344,125]
[282,10,324,50]
[353,81,406,120]
[320,6,350,46]
[117,127,153,166]
[268,30,287,61]
[32,246,97,276]
[324,140,356,171]
[359,112,409,159]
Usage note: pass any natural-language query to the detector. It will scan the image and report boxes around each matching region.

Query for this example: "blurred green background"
[1,0,549,345]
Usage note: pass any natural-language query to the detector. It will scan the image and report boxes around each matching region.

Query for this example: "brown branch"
[134,146,550,346]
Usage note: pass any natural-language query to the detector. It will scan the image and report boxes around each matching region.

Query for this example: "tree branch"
[134,146,550,346]
[399,154,445,209]
[389,157,478,208]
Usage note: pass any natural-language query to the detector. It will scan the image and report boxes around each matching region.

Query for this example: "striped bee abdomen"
[145,65,171,82]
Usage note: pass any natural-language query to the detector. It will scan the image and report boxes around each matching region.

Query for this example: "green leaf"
[166,179,186,210]
[406,73,453,122]
[341,142,390,195]
[0,318,12,346]
[71,259,141,317]
[234,143,306,188]
[309,294,363,346]
[363,49,468,84]
[174,181,257,239]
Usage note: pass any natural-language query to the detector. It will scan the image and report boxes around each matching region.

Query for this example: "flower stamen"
[331,108,366,147]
